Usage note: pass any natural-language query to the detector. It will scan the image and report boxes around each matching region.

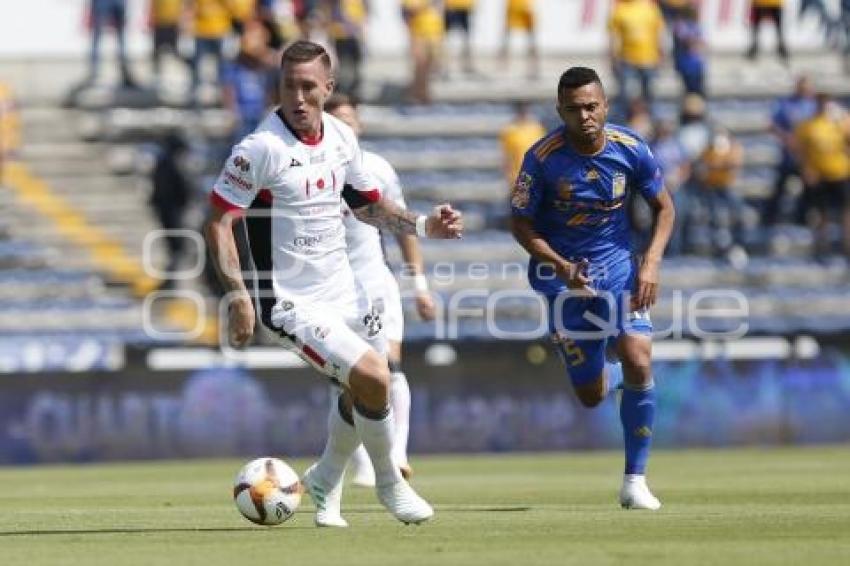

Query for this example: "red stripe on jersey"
[359,188,380,203]
[302,344,325,367]
[210,191,245,215]
[258,189,273,204]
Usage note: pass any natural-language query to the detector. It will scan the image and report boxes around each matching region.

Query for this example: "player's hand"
[415,292,436,321]
[426,204,463,239]
[632,258,660,312]
[556,258,595,297]
[229,294,256,348]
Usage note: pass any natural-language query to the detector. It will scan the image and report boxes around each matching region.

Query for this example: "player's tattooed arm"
[204,206,255,346]
[352,197,419,234]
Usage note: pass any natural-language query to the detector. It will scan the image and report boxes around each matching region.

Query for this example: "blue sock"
[605,361,624,396]
[619,380,656,475]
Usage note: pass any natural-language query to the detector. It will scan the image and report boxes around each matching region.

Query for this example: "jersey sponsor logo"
[511,171,533,208]
[290,157,303,167]
[585,168,600,181]
[224,171,253,191]
[612,172,626,198]
[233,155,251,172]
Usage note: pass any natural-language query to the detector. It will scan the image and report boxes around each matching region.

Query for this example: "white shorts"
[358,266,404,343]
[269,294,387,386]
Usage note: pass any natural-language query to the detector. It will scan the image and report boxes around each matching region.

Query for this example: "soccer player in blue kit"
[510,67,675,510]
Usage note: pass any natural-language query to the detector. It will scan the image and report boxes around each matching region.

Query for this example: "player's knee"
[622,354,652,386]
[574,375,607,408]
[348,350,391,411]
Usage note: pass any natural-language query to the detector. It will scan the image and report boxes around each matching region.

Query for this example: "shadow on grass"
[0,506,532,536]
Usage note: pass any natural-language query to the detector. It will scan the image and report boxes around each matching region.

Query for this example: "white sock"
[624,474,646,484]
[390,371,411,466]
[348,444,372,476]
[315,396,360,487]
[353,407,403,488]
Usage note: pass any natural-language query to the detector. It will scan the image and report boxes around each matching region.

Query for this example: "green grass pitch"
[1,446,849,566]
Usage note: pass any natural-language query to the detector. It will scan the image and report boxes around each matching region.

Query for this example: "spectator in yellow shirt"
[500,101,546,186]
[151,0,188,88]
[748,0,788,62]
[190,0,235,98]
[326,0,368,98]
[794,93,850,255]
[444,0,476,76]
[500,0,539,79]
[402,0,444,104]
[694,126,747,257]
[608,0,665,113]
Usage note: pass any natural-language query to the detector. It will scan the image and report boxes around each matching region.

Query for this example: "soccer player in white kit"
[204,41,463,527]
[325,94,436,487]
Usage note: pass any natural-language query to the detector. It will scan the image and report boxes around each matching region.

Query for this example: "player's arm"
[203,141,266,347]
[509,215,593,295]
[344,186,463,239]
[204,206,255,347]
[633,188,675,311]
[396,232,435,320]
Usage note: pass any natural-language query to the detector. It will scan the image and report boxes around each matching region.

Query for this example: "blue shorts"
[545,259,652,386]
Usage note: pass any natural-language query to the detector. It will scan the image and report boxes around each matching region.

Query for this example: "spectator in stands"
[608,0,665,115]
[228,0,257,35]
[500,0,539,79]
[443,0,477,77]
[626,97,654,140]
[677,93,711,160]
[85,0,138,88]
[671,3,706,97]
[763,75,817,226]
[150,0,188,90]
[840,0,850,74]
[747,0,789,62]
[793,93,850,256]
[402,0,444,104]
[694,126,747,259]
[294,0,324,40]
[651,119,692,255]
[256,0,288,50]
[190,0,234,101]
[499,101,546,187]
[150,132,193,289]
[326,0,368,99]
[222,19,277,141]
[659,0,689,23]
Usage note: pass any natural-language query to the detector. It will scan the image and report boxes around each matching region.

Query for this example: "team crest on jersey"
[612,173,626,198]
[511,172,533,208]
[557,179,573,200]
[233,155,250,172]
[313,326,331,340]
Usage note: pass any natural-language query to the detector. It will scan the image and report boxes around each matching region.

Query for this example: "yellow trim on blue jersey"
[605,128,639,147]
[533,131,564,161]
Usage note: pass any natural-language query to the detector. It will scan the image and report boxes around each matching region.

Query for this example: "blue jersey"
[511,123,663,295]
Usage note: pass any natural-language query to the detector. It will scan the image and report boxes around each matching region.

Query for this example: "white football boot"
[619,475,662,510]
[302,463,348,527]
[376,479,434,525]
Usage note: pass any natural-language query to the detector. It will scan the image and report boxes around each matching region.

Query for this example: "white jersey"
[342,151,407,279]
[211,110,378,311]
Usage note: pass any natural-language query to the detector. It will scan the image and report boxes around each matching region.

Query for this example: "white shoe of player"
[376,479,434,524]
[302,463,348,527]
[619,476,662,510]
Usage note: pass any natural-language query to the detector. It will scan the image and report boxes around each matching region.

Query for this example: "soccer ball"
[233,458,302,525]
